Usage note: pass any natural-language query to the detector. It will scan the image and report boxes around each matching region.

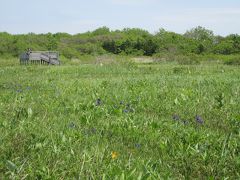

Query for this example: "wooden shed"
[20,51,60,65]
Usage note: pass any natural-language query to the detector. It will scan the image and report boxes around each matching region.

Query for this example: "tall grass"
[0,59,239,179]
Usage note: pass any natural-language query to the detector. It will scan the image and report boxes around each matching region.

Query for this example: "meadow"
[0,57,239,179]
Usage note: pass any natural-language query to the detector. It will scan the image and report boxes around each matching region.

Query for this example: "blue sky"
[0,0,239,36]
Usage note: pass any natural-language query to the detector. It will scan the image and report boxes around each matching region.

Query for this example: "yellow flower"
[111,151,118,159]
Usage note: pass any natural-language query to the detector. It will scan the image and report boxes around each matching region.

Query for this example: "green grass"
[0,59,240,179]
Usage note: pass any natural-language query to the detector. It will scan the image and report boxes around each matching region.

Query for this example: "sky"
[0,0,239,36]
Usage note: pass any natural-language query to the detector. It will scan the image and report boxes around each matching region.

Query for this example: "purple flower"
[123,104,134,113]
[182,120,189,125]
[68,122,77,129]
[95,98,102,106]
[172,114,180,121]
[135,143,141,149]
[16,89,23,93]
[196,115,204,124]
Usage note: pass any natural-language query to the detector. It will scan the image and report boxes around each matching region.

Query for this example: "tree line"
[0,26,240,58]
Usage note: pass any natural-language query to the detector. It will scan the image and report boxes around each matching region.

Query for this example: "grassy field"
[0,58,240,179]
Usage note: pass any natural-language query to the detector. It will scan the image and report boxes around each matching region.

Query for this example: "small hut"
[20,50,60,65]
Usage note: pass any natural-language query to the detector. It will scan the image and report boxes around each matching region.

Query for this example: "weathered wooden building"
[20,51,60,65]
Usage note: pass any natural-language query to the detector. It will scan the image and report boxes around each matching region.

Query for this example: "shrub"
[176,54,200,65]
[224,58,240,65]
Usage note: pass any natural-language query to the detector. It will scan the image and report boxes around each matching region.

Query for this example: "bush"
[153,53,176,62]
[77,43,106,55]
[224,58,240,65]
[153,53,201,65]
[176,54,200,65]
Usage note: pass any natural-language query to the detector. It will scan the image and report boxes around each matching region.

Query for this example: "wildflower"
[123,103,134,113]
[16,89,23,93]
[113,104,119,109]
[172,114,180,121]
[95,98,102,106]
[90,128,97,134]
[68,122,77,129]
[196,115,204,124]
[135,143,141,149]
[182,120,189,125]
[111,151,118,159]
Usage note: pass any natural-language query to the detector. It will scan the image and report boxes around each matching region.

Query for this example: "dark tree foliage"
[0,26,239,58]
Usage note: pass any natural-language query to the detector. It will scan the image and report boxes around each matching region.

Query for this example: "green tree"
[47,33,58,50]
[213,41,235,55]
[92,27,110,36]
[184,26,214,41]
